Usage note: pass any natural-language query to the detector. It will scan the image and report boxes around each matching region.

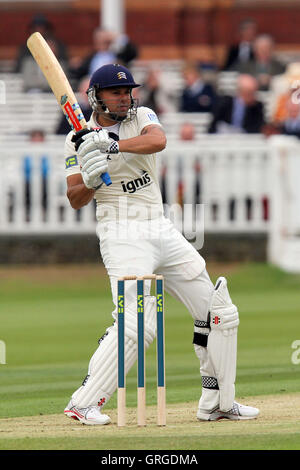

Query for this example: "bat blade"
[27,32,111,186]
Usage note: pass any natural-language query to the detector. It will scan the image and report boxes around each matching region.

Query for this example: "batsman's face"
[99,87,132,117]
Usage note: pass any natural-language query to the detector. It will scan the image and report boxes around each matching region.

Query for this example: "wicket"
[117,274,166,427]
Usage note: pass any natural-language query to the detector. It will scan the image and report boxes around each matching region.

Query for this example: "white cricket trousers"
[71,216,215,409]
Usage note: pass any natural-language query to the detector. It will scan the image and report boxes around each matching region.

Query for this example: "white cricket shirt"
[64,106,164,222]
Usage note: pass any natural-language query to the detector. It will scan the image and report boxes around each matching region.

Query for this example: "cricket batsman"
[63,63,259,424]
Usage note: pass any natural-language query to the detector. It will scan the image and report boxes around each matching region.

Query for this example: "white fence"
[1,135,300,271]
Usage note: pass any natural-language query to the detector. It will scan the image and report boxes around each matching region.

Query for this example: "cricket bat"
[27,32,111,186]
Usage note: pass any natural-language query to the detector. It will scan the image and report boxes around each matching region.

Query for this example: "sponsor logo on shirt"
[121,170,152,194]
[147,113,159,123]
[65,155,78,168]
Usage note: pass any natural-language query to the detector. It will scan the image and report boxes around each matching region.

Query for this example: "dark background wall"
[0,233,267,264]
[1,0,300,64]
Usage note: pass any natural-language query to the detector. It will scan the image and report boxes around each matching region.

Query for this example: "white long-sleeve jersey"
[64,106,165,222]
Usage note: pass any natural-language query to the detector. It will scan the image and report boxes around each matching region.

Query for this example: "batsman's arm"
[118,125,166,155]
[67,174,95,210]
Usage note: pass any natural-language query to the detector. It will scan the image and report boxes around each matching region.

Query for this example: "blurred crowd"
[12,14,300,141]
[9,14,300,224]
[15,14,138,93]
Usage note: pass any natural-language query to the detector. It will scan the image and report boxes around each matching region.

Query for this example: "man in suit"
[69,28,138,87]
[223,19,257,71]
[208,74,265,134]
[179,63,217,113]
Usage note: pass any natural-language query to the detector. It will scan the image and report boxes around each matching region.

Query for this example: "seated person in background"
[196,49,219,85]
[109,30,139,68]
[236,34,286,91]
[223,18,257,71]
[69,28,138,85]
[277,99,300,139]
[137,68,164,116]
[208,74,265,134]
[22,37,69,92]
[69,29,115,84]
[179,63,217,113]
[180,122,196,141]
[273,88,299,125]
[56,76,92,134]
[29,129,45,142]
[272,62,300,124]
[15,14,68,74]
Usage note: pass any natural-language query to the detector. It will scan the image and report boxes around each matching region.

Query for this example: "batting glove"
[81,149,109,190]
[73,128,119,157]
[71,128,94,151]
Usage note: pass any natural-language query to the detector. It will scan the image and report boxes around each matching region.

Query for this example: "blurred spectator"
[236,34,285,91]
[24,129,48,221]
[15,14,68,74]
[109,31,139,67]
[179,122,196,141]
[272,62,300,124]
[56,76,92,134]
[69,28,138,85]
[87,29,116,74]
[278,99,300,138]
[208,74,265,134]
[137,68,166,116]
[21,37,68,92]
[179,63,217,113]
[196,49,219,85]
[29,129,45,142]
[223,18,257,71]
[273,88,299,125]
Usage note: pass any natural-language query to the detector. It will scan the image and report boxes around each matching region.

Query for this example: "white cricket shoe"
[197,401,259,421]
[64,400,111,425]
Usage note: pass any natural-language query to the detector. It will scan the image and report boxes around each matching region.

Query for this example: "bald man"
[208,74,265,134]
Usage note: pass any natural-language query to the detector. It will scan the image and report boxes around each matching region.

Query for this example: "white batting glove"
[81,149,109,190]
[77,129,119,157]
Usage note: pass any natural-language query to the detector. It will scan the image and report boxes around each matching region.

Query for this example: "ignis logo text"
[121,171,152,194]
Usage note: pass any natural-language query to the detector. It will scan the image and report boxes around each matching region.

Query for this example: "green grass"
[1,433,299,450]
[1,262,300,450]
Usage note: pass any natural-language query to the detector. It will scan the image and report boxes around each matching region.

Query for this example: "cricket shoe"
[197,401,259,421]
[64,400,111,425]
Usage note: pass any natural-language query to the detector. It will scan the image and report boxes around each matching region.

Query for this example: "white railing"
[161,135,270,233]
[1,135,300,271]
[0,135,269,234]
[0,139,97,234]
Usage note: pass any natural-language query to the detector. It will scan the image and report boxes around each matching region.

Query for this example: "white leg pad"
[208,277,239,411]
[194,339,220,412]
[71,296,157,409]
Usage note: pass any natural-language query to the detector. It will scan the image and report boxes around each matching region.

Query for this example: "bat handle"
[101,171,112,186]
